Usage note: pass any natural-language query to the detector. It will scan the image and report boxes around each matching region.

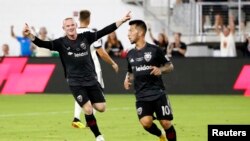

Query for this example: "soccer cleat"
[96,135,105,141]
[159,134,167,141]
[72,121,85,129]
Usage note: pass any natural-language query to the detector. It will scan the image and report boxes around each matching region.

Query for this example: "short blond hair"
[63,17,75,25]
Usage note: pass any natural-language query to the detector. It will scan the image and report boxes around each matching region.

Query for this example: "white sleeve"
[92,39,102,49]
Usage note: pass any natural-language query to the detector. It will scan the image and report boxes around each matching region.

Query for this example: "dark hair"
[175,32,182,37]
[129,20,147,34]
[79,10,91,22]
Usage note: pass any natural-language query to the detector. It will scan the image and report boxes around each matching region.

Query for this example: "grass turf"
[0,94,249,141]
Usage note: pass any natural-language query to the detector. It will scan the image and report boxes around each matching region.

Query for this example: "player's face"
[128,25,139,44]
[63,19,77,36]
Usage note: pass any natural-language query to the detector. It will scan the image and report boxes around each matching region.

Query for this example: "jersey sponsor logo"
[135,65,152,72]
[137,107,142,115]
[67,51,88,57]
[144,52,152,62]
[74,52,88,57]
[77,95,83,102]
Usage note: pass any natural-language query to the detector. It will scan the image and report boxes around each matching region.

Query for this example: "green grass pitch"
[0,94,249,141]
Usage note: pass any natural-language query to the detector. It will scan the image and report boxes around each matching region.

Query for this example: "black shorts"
[69,84,105,107]
[136,95,173,120]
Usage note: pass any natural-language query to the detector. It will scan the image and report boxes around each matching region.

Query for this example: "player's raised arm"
[23,23,55,50]
[87,11,131,43]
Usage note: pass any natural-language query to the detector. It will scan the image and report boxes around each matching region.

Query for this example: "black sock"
[73,117,80,122]
[165,125,176,141]
[144,123,162,137]
[85,114,101,137]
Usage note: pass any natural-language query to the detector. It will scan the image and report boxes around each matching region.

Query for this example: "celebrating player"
[23,11,131,141]
[72,9,119,129]
[124,20,176,141]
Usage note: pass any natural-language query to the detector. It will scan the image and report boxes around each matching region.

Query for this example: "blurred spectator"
[148,28,169,55]
[242,33,250,57]
[229,0,246,32]
[105,32,124,58]
[11,25,33,56]
[1,44,10,56]
[215,14,237,57]
[31,26,53,57]
[167,32,187,58]
[199,0,228,32]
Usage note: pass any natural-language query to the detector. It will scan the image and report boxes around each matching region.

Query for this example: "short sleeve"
[181,42,187,50]
[92,39,102,49]
[155,47,170,65]
[16,36,22,42]
[127,58,132,73]
[126,52,132,73]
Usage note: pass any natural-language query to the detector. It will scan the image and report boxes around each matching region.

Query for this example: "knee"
[94,103,106,113]
[140,118,153,129]
[96,107,106,112]
[160,120,172,129]
[83,103,93,115]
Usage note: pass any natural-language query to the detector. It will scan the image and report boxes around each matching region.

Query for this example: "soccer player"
[23,12,131,141]
[124,20,177,141]
[72,9,119,129]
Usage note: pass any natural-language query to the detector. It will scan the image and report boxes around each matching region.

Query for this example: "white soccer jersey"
[77,27,104,88]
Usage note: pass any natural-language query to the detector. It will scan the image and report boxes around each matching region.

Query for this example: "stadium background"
[0,0,250,141]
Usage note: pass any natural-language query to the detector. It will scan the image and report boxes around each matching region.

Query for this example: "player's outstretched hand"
[116,11,132,27]
[150,66,162,76]
[124,77,132,90]
[122,11,131,23]
[112,63,119,73]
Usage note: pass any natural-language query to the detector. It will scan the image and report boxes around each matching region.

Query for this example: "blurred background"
[0,1,250,141]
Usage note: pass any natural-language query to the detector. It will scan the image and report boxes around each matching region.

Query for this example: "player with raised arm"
[72,9,119,129]
[124,20,176,141]
[23,11,131,141]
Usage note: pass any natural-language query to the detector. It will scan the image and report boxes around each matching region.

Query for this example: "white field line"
[0,107,134,118]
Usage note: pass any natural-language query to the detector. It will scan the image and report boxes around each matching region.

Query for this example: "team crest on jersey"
[137,107,142,115]
[80,42,87,50]
[144,52,152,62]
[77,95,83,102]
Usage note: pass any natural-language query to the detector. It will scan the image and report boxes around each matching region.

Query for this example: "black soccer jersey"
[126,43,171,102]
[32,23,117,86]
